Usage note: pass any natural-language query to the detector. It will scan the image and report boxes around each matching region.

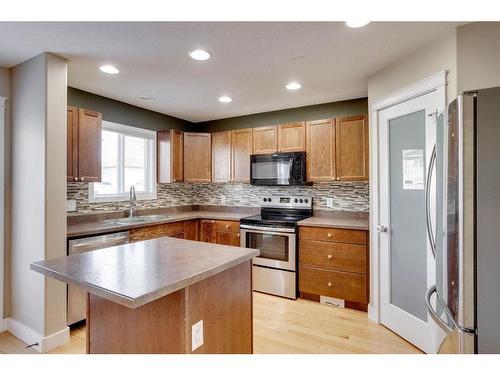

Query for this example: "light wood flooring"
[0,292,421,354]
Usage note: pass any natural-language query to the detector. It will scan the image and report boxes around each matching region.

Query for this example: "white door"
[378,90,442,353]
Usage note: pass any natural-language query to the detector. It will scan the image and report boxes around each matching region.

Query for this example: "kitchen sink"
[106,214,171,225]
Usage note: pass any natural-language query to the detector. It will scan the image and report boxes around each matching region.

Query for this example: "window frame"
[88,121,157,203]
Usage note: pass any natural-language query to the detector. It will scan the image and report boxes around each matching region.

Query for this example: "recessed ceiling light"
[140,96,155,101]
[189,49,211,61]
[345,20,370,28]
[218,96,232,103]
[286,82,302,90]
[99,65,119,74]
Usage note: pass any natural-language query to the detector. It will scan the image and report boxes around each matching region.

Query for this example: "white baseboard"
[0,318,7,333]
[368,303,378,323]
[4,318,70,353]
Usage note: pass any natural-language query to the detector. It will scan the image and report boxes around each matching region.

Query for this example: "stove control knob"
[304,199,308,203]
[268,198,272,202]
[299,199,303,203]
[263,198,268,202]
[294,198,298,203]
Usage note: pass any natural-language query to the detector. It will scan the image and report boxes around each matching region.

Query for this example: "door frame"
[0,96,6,331]
[368,71,447,328]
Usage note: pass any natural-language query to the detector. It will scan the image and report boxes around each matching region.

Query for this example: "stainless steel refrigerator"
[425,87,500,354]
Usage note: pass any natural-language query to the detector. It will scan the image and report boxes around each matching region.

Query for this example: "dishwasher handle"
[69,232,129,254]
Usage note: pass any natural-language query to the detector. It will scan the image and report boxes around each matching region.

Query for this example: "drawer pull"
[327,233,332,238]
[327,282,332,287]
[327,254,333,259]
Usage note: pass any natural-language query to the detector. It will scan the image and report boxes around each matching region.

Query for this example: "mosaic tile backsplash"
[67,181,369,216]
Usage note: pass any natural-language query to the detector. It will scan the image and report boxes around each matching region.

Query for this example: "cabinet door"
[77,108,102,182]
[200,220,217,243]
[252,126,277,154]
[278,122,306,152]
[157,129,184,183]
[231,129,253,183]
[184,132,211,182]
[216,232,241,247]
[67,106,79,182]
[212,131,232,182]
[306,119,336,182]
[335,115,369,181]
[184,219,199,241]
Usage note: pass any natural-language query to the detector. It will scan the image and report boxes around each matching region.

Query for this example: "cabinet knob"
[327,233,332,238]
[80,177,85,182]
[327,254,333,259]
[336,177,340,181]
[225,224,230,229]
[74,177,78,181]
[237,233,240,238]
[327,282,332,287]
[173,179,176,182]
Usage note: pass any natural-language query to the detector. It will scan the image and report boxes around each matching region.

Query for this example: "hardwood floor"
[0,292,421,354]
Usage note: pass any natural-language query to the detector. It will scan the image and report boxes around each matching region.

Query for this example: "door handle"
[376,224,388,233]
[425,145,437,258]
[425,285,454,335]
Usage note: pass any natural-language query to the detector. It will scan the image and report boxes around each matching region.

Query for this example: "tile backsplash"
[67,181,369,216]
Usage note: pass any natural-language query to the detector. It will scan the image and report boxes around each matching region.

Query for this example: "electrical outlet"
[66,199,76,212]
[326,197,333,208]
[221,195,226,205]
[192,320,204,351]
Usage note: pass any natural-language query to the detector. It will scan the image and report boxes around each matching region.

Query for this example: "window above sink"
[89,121,157,203]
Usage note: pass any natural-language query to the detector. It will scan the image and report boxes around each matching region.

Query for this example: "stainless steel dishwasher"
[67,231,129,325]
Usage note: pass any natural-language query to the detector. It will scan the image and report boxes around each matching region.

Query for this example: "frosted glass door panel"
[389,110,428,322]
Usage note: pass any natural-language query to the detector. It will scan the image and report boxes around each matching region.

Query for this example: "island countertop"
[31,236,259,309]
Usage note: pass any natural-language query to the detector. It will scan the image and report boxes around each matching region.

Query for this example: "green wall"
[195,97,368,133]
[67,87,191,131]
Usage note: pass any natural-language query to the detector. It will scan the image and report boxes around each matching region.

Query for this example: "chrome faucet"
[129,185,137,218]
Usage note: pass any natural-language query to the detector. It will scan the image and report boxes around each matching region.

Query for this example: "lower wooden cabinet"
[183,219,199,241]
[299,226,369,310]
[200,219,240,246]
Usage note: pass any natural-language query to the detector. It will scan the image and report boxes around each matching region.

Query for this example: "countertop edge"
[31,248,259,309]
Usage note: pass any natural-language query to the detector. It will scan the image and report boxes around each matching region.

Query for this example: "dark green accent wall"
[195,97,368,133]
[67,87,192,131]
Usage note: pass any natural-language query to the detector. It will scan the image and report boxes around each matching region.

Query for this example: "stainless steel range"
[240,195,312,299]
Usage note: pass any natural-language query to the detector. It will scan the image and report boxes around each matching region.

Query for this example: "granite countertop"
[67,210,254,238]
[297,210,370,231]
[31,236,259,309]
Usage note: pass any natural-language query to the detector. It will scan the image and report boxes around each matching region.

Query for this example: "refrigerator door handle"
[425,145,437,258]
[425,285,454,335]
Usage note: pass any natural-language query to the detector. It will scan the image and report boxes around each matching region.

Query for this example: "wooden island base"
[86,261,252,354]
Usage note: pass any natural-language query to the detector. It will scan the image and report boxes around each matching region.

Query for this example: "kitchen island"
[31,236,259,354]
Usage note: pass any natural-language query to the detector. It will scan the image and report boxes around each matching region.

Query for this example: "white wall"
[368,30,458,106]
[10,53,67,349]
[457,22,500,92]
[0,67,8,323]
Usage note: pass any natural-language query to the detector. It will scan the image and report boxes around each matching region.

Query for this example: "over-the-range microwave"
[250,151,309,186]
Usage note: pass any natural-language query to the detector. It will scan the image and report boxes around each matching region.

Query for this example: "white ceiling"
[0,22,459,122]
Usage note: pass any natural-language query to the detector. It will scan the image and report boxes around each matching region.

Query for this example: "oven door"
[240,224,296,271]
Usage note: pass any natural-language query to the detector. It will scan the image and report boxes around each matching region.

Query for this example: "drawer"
[215,220,240,234]
[129,221,184,242]
[299,266,367,303]
[299,240,366,274]
[299,226,366,245]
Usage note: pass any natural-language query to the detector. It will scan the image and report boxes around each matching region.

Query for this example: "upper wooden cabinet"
[335,115,368,181]
[306,119,336,182]
[212,131,232,183]
[184,132,212,182]
[157,129,184,183]
[278,122,306,152]
[231,129,253,183]
[67,106,102,182]
[252,125,277,154]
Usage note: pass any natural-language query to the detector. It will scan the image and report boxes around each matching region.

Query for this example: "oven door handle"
[239,224,296,234]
